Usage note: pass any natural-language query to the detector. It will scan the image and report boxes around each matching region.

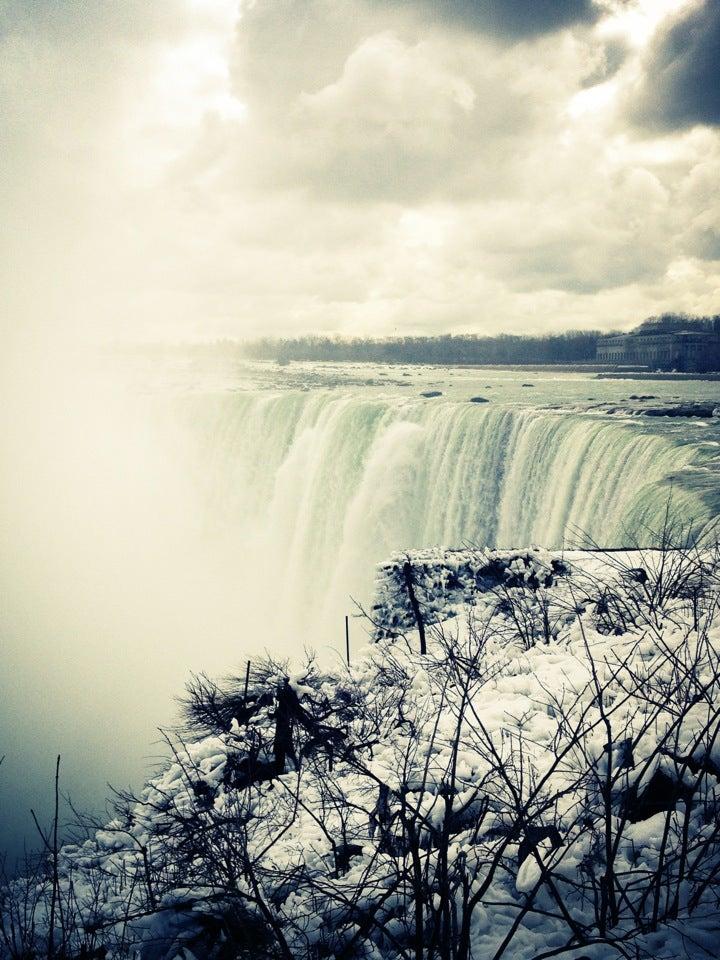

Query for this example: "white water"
[179,389,708,650]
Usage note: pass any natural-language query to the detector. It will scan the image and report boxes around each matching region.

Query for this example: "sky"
[1,0,719,344]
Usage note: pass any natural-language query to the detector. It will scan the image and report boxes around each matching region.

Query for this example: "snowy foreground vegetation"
[5,539,720,959]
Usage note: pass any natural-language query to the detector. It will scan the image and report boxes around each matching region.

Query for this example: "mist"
[0,342,268,860]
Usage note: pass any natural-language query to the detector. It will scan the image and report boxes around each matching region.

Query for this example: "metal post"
[243,659,251,701]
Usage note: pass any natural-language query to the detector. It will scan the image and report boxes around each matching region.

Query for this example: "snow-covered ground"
[4,545,720,959]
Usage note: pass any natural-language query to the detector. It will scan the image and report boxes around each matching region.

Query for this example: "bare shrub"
[4,527,720,959]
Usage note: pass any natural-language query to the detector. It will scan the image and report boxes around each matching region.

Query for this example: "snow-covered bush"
[4,544,720,960]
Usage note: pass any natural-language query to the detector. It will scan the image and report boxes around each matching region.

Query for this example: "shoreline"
[595,370,720,382]
[268,358,720,380]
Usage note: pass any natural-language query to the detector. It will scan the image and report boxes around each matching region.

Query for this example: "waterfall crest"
[181,391,708,649]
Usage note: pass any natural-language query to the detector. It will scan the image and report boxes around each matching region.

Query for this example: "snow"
[4,546,720,959]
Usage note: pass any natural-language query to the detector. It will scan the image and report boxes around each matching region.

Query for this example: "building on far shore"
[597,327,720,372]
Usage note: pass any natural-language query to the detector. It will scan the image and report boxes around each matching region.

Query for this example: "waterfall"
[178,390,710,651]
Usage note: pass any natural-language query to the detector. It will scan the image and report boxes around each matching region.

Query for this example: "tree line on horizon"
[241,312,720,366]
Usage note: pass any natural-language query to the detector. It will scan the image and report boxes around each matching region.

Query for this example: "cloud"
[278,31,538,203]
[630,0,720,130]
[291,34,475,200]
[1,0,719,346]
[381,0,600,40]
[226,11,587,204]
[579,37,628,87]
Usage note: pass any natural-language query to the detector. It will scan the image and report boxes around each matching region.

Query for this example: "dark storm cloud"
[631,0,720,129]
[385,0,599,40]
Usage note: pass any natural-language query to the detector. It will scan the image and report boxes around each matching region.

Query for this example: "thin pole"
[345,615,350,666]
[243,659,251,701]
[49,754,60,960]
[403,559,427,655]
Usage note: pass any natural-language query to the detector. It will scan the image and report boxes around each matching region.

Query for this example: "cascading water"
[177,390,711,652]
